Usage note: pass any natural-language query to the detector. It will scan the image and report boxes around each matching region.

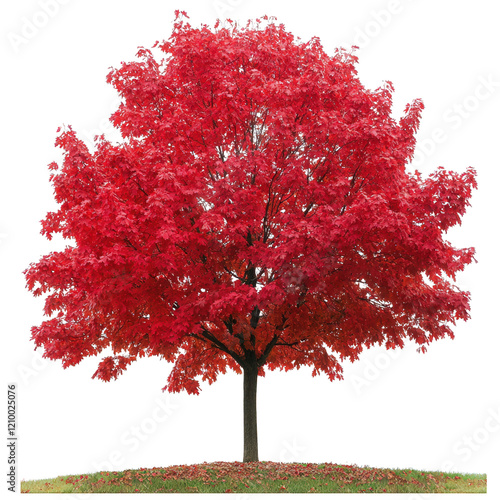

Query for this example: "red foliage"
[25,15,476,394]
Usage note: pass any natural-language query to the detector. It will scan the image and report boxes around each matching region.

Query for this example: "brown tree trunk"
[243,364,259,462]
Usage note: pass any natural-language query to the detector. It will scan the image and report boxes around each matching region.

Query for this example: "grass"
[21,461,487,494]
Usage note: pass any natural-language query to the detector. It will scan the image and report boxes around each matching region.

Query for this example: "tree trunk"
[243,364,259,462]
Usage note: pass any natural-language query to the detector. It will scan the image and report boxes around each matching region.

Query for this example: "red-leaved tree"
[25,13,476,462]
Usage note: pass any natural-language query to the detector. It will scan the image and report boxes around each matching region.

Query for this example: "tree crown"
[25,13,476,394]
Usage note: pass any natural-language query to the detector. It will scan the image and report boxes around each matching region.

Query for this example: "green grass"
[21,461,487,493]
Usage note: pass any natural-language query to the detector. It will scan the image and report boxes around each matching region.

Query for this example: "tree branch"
[257,334,279,367]
[190,328,246,367]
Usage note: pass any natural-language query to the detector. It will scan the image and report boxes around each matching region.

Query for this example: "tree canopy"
[26,13,476,399]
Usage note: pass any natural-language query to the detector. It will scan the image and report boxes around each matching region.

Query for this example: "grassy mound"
[21,461,487,493]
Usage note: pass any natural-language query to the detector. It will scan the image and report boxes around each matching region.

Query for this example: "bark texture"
[243,365,258,462]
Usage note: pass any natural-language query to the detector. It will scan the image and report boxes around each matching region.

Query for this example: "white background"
[1,0,499,497]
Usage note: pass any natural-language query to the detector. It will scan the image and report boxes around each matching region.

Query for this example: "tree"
[25,13,476,463]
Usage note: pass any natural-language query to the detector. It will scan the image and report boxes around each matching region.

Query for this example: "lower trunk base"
[243,366,258,462]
